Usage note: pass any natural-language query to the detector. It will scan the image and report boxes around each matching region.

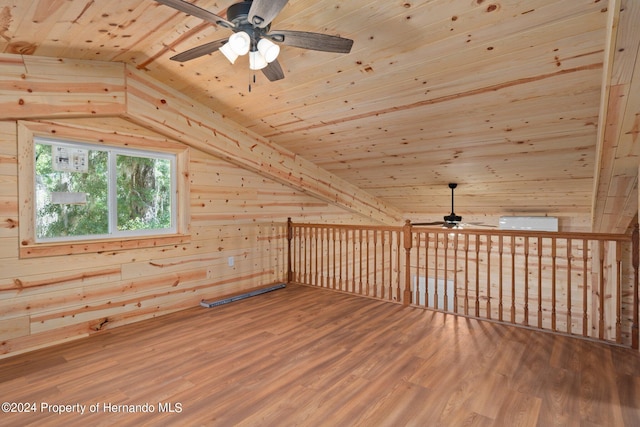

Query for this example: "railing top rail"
[410,227,632,242]
[288,222,401,233]
[288,221,632,242]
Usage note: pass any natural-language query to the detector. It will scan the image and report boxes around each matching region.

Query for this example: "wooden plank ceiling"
[1,0,638,232]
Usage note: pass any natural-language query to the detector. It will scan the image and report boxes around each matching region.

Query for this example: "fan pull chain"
[249,73,257,93]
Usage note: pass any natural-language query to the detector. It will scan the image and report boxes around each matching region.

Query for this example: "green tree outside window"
[35,140,174,241]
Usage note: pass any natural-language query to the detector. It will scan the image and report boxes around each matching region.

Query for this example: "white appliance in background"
[413,276,455,310]
[498,216,558,232]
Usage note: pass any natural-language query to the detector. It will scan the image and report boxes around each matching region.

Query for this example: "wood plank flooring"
[1,284,639,426]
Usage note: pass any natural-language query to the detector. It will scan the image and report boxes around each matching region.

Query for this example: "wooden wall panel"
[592,0,640,233]
[0,121,17,244]
[0,117,364,358]
[0,55,126,119]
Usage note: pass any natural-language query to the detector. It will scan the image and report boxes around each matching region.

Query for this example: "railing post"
[403,220,413,306]
[287,217,293,283]
[632,223,639,350]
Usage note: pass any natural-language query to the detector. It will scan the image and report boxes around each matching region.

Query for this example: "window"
[18,121,190,258]
[34,137,176,242]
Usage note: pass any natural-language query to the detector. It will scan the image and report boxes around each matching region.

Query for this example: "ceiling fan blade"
[412,221,445,226]
[154,0,234,28]
[248,0,289,28]
[268,30,353,53]
[262,59,285,81]
[169,38,228,62]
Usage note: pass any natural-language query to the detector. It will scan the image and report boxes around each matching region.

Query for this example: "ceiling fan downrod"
[444,183,462,223]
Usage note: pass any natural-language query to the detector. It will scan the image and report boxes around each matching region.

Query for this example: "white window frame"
[34,137,178,243]
[18,121,190,258]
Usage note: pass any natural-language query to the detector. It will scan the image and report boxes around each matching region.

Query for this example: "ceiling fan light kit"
[413,183,494,229]
[257,38,280,63]
[228,31,251,56]
[221,29,278,70]
[249,49,268,70]
[219,42,239,64]
[443,213,462,224]
[155,0,353,82]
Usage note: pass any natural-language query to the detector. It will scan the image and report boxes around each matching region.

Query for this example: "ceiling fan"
[154,0,354,81]
[413,183,495,229]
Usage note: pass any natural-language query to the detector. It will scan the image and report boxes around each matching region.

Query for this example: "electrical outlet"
[228,256,234,267]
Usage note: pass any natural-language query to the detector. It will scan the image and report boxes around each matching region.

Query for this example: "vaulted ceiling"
[1,0,638,232]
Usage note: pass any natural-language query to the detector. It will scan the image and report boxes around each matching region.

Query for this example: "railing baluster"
[434,232,440,310]
[350,229,356,293]
[464,233,469,315]
[352,229,357,294]
[365,230,370,296]
[308,227,313,286]
[381,231,386,300]
[344,229,350,292]
[308,227,318,285]
[415,232,421,306]
[511,236,516,323]
[339,228,344,291]
[453,233,459,314]
[632,224,639,350]
[582,239,588,338]
[475,234,480,317]
[426,232,431,308]
[538,236,543,329]
[315,227,320,286]
[373,230,378,298]
[524,236,530,326]
[566,238,572,335]
[486,234,491,319]
[299,226,304,283]
[349,229,353,293]
[444,232,449,312]
[320,227,325,288]
[616,241,622,343]
[302,226,307,284]
[294,226,300,282]
[359,229,364,295]
[331,228,338,289]
[498,235,504,322]
[326,227,330,288]
[396,230,402,303]
[551,238,557,332]
[390,231,395,301]
[599,240,606,340]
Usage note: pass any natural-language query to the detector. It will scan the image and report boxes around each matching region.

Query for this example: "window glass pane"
[35,143,109,239]
[116,154,172,231]
[33,137,176,243]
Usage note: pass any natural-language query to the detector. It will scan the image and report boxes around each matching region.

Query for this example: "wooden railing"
[287,219,639,349]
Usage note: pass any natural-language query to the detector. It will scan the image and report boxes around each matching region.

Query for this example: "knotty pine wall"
[0,118,371,359]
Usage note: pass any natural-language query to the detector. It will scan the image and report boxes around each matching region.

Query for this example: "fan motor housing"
[226,1,270,39]
[444,213,462,223]
[227,1,252,23]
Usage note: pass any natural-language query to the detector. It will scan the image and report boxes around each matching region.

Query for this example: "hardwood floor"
[1,284,639,426]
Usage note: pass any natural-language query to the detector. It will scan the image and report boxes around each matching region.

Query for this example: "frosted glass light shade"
[257,38,280,63]
[229,31,251,55]
[219,42,239,64]
[249,50,268,70]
